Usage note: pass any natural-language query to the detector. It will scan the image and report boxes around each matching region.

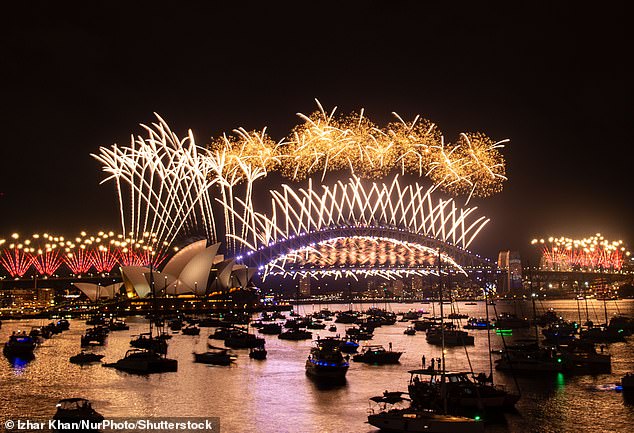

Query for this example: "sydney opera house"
[73,240,258,310]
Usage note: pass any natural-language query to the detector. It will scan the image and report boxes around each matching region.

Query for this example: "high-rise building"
[498,250,523,293]
[299,275,311,297]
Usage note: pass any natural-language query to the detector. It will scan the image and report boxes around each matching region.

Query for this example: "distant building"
[498,250,523,293]
[299,274,311,297]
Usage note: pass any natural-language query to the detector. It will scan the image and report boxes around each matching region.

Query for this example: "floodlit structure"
[73,283,120,302]
[118,240,256,298]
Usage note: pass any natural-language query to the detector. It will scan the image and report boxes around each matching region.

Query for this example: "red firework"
[0,247,33,277]
[63,247,93,275]
[30,249,64,276]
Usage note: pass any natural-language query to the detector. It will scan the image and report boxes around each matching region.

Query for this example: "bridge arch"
[240,225,494,280]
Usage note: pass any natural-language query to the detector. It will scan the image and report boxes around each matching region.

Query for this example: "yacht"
[109,319,129,331]
[494,345,565,373]
[426,327,474,346]
[130,333,168,354]
[224,329,265,349]
[3,331,37,358]
[81,326,108,347]
[249,344,267,360]
[259,323,282,335]
[69,351,105,364]
[408,369,520,412]
[195,346,237,365]
[463,318,494,330]
[353,345,402,364]
[53,398,104,425]
[305,337,349,380]
[104,348,177,374]
[494,313,530,329]
[367,391,484,433]
[278,329,312,340]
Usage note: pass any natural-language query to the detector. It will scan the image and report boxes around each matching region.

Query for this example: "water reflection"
[5,355,34,374]
[0,300,632,433]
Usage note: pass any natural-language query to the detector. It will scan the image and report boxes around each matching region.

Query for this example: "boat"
[209,327,234,340]
[306,320,327,330]
[447,313,468,320]
[465,302,478,306]
[353,345,402,364]
[181,325,201,335]
[278,329,312,340]
[195,345,237,365]
[328,325,337,332]
[339,339,360,354]
[56,319,70,331]
[559,341,611,372]
[249,344,267,360]
[345,326,373,340]
[408,369,520,411]
[621,373,634,391]
[404,326,416,335]
[494,345,565,373]
[259,323,282,335]
[169,318,183,331]
[81,326,108,347]
[224,329,265,349]
[104,348,178,373]
[69,351,105,364]
[52,398,104,425]
[105,265,177,374]
[130,333,168,354]
[305,337,349,380]
[367,391,484,433]
[579,325,626,343]
[334,311,358,323]
[402,311,422,320]
[494,313,530,329]
[541,321,578,344]
[463,318,494,330]
[426,327,474,346]
[109,319,129,331]
[3,331,37,358]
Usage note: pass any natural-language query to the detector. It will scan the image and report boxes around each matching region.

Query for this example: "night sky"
[1,2,632,263]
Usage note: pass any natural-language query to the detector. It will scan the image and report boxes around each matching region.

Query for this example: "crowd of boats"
[3,296,634,432]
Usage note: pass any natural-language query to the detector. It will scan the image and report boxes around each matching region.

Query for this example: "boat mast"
[484,275,493,379]
[149,259,155,340]
[438,248,447,414]
[531,292,539,343]
[602,266,608,326]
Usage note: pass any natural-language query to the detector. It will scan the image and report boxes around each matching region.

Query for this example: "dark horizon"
[1,2,632,264]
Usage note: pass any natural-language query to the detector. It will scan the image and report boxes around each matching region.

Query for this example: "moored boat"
[353,345,402,364]
[305,337,349,380]
[195,346,237,365]
[104,348,178,374]
[53,398,104,425]
[69,351,105,365]
[367,391,484,433]
[3,331,37,358]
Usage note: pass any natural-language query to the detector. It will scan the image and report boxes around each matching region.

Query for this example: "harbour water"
[1,299,633,432]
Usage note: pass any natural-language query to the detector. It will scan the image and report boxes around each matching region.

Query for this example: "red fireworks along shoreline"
[0,231,168,278]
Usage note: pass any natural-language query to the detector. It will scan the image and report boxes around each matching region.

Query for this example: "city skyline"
[1,3,632,263]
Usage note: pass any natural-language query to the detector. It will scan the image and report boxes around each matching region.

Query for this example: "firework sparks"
[532,234,630,271]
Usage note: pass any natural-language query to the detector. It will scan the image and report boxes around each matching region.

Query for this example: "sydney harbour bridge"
[1,103,522,302]
[3,106,630,308]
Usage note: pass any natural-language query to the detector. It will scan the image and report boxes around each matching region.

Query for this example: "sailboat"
[494,293,565,373]
[367,250,485,432]
[410,262,520,414]
[104,262,177,374]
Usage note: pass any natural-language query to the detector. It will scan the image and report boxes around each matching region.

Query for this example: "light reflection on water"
[0,299,632,432]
